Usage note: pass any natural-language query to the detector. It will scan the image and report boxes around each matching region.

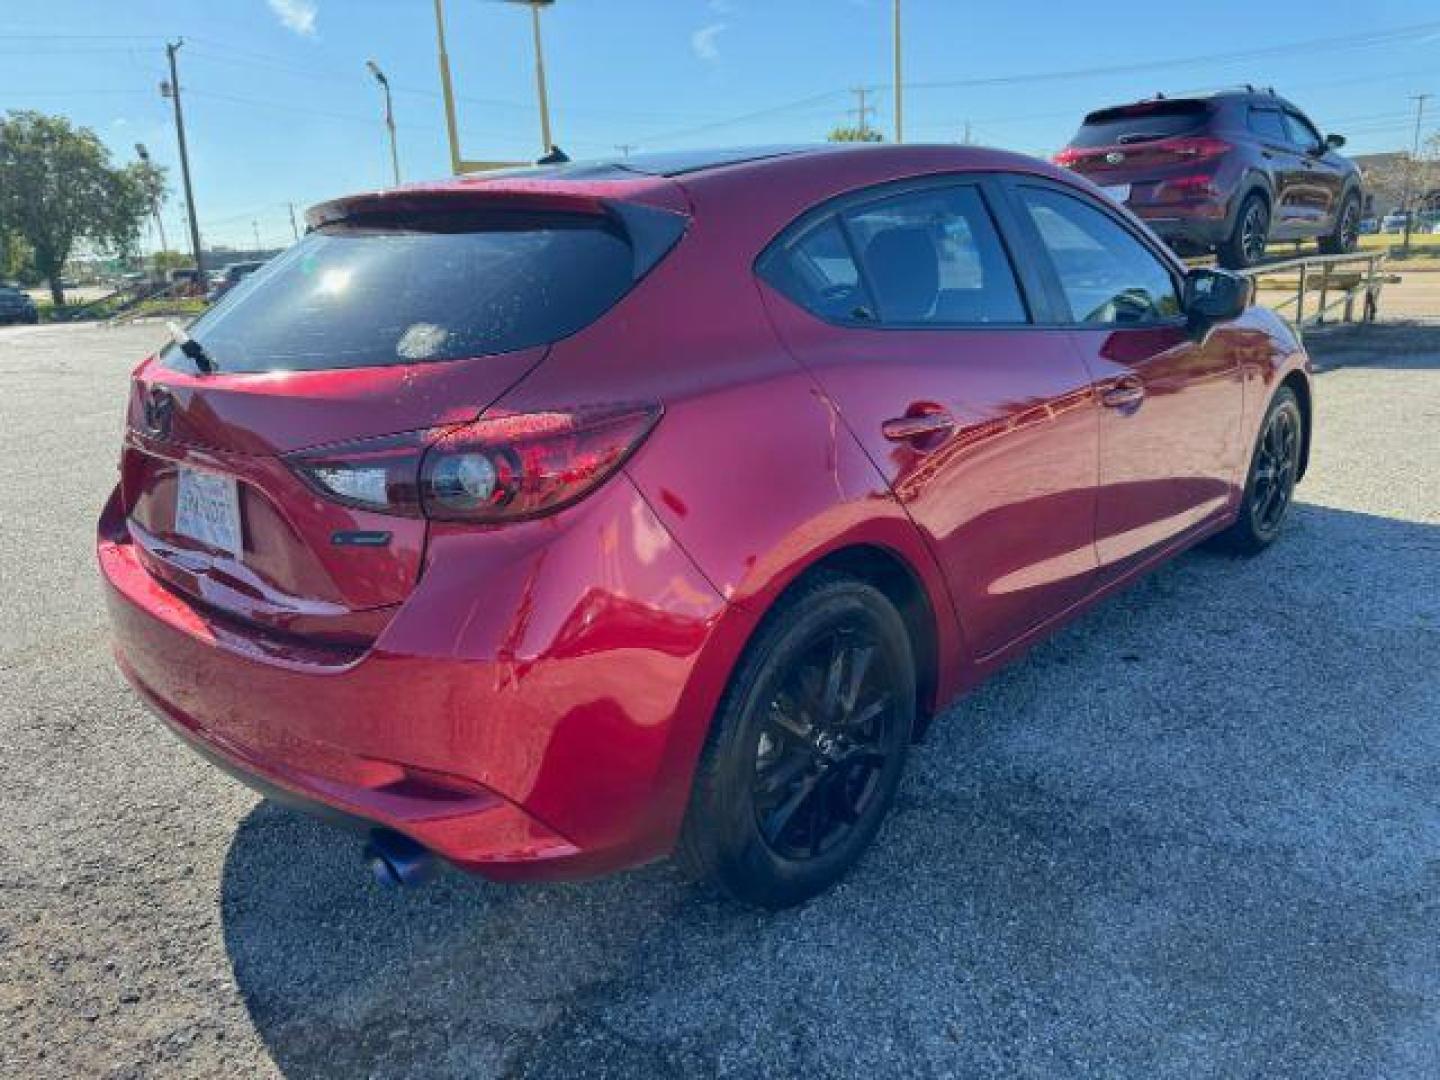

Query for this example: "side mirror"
[1325,132,1346,150]
[1185,267,1251,326]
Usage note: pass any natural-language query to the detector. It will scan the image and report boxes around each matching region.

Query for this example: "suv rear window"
[168,210,638,373]
[1070,100,1211,148]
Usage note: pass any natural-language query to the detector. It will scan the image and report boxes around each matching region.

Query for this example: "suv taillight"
[287,403,662,523]
[1157,136,1231,160]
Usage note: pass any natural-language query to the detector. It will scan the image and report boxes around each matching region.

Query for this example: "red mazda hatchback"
[100,145,1311,908]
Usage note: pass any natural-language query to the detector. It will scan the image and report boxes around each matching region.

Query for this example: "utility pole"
[252,220,262,253]
[614,143,637,157]
[892,0,903,143]
[849,86,876,139]
[366,59,402,186]
[962,120,972,145]
[1402,92,1432,256]
[288,203,300,242]
[162,40,203,275]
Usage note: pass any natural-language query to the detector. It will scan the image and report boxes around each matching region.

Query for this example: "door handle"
[1101,378,1146,410]
[882,409,956,442]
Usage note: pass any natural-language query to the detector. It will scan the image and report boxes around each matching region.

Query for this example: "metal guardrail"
[1234,250,1390,331]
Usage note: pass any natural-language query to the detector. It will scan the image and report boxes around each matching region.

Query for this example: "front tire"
[1218,192,1270,269]
[1319,192,1361,255]
[1211,387,1304,555]
[678,572,915,909]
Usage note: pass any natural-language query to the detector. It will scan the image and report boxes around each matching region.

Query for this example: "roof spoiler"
[303,188,687,279]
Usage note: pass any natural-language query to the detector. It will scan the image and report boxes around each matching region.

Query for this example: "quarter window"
[760,217,874,323]
[844,186,1027,325]
[1018,187,1181,326]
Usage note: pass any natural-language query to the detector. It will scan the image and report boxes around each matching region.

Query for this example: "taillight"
[288,431,426,515]
[287,403,661,524]
[1053,147,1084,167]
[1158,136,1231,161]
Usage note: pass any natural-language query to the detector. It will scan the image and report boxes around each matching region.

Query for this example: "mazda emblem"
[143,387,175,439]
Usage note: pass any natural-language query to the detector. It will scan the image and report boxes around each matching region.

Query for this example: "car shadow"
[1304,322,1440,372]
[220,502,1440,1079]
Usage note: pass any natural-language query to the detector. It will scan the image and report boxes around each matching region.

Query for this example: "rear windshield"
[1070,100,1211,148]
[166,210,636,373]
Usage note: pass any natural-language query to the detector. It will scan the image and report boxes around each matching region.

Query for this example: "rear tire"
[1218,191,1270,269]
[1318,192,1361,255]
[1210,387,1303,556]
[677,571,915,909]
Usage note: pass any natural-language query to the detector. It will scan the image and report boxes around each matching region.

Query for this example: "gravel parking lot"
[2,320,1437,1079]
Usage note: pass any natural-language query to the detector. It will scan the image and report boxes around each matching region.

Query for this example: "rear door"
[1001,179,1245,583]
[759,177,1101,660]
[1247,106,1308,232]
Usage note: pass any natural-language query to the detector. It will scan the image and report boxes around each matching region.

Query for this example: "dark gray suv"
[1056,89,1363,268]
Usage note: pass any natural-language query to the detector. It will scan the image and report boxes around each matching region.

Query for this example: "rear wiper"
[166,320,217,374]
[1116,132,1164,145]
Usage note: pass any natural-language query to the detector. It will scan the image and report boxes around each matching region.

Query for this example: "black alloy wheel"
[752,623,900,860]
[678,572,915,908]
[1250,397,1301,538]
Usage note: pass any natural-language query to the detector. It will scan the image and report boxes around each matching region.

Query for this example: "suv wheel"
[1319,192,1361,255]
[677,571,915,909]
[1218,192,1270,269]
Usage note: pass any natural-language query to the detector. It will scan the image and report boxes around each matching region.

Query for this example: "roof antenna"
[536,144,570,165]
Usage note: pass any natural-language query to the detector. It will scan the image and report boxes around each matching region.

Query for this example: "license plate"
[174,468,243,558]
[1101,184,1131,204]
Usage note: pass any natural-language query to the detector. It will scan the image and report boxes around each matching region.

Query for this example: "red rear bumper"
[98,475,735,881]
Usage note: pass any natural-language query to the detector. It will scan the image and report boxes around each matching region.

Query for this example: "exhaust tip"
[363,829,436,888]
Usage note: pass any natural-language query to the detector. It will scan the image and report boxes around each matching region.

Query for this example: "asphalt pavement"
[1,320,1437,1079]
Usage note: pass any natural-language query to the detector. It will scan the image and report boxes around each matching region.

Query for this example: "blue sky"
[4,0,1438,250]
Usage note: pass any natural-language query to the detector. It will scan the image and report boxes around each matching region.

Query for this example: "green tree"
[827,125,884,143]
[149,249,193,276]
[0,228,29,281]
[0,111,165,305]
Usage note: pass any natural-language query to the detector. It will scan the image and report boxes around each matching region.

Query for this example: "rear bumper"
[1139,214,1230,248]
[98,474,735,881]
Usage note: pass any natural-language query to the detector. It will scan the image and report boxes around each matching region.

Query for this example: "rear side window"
[1018,187,1181,326]
[169,211,638,372]
[1070,100,1211,148]
[1247,108,1288,143]
[760,218,871,323]
[844,186,1026,325]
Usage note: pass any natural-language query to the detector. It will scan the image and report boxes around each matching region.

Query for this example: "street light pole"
[366,59,402,186]
[892,0,903,144]
[162,40,204,276]
[1402,92,1431,257]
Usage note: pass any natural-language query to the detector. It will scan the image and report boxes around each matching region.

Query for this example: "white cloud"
[691,22,726,64]
[708,0,736,14]
[267,0,317,36]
